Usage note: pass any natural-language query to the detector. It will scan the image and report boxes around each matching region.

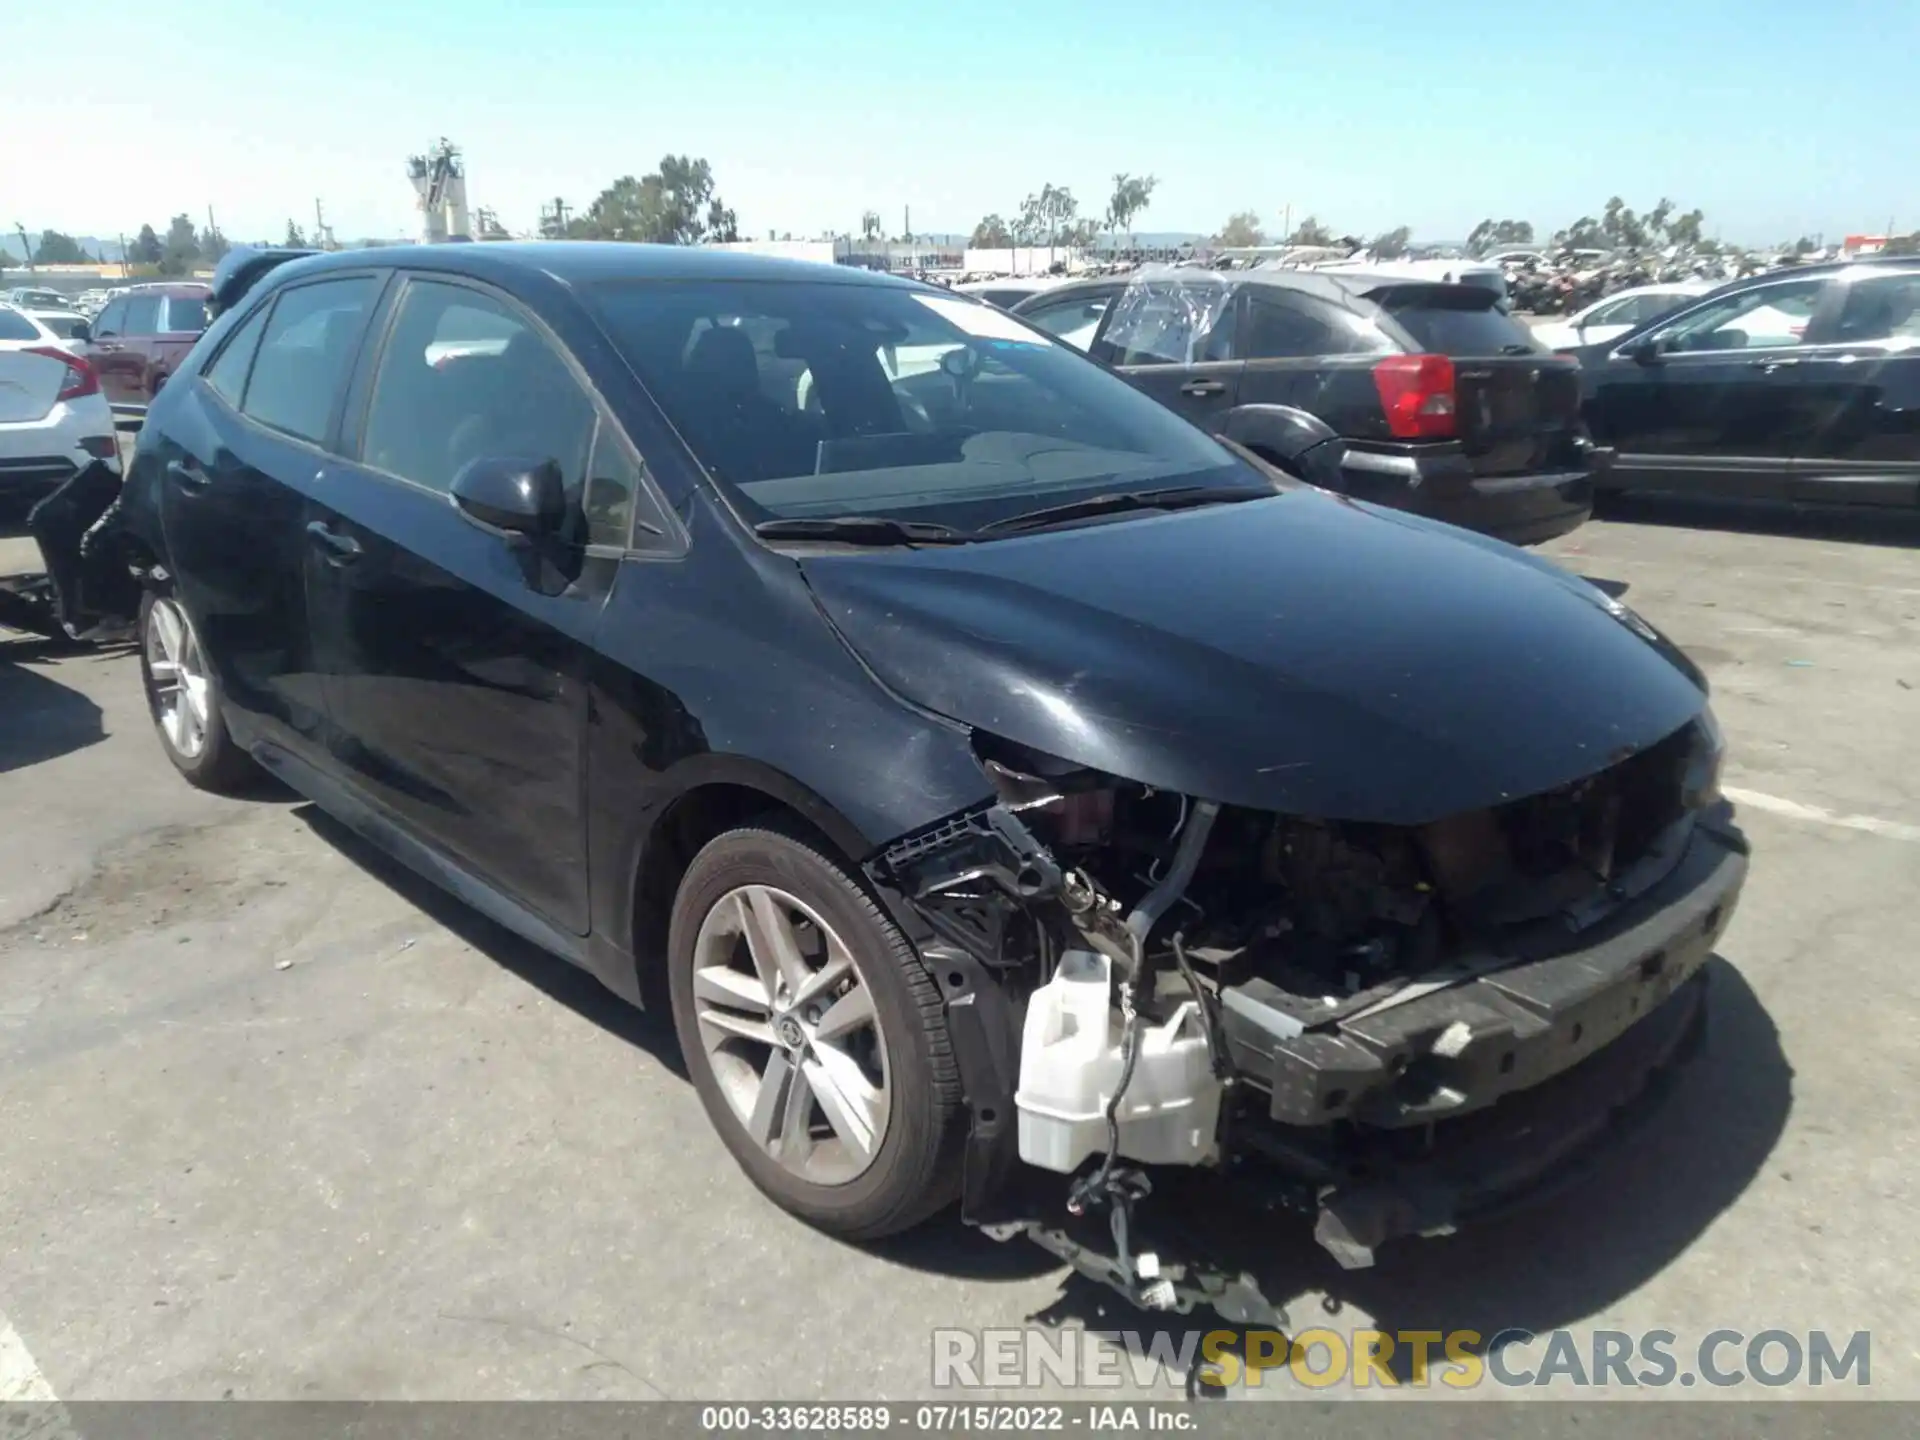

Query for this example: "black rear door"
[1787,268,1920,507]
[1581,275,1835,499]
[304,273,626,934]
[154,272,385,762]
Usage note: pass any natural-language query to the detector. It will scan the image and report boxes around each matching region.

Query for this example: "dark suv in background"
[1571,259,1920,508]
[79,283,212,424]
[1014,269,1605,545]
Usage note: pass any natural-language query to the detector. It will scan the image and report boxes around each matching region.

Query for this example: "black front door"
[1089,280,1244,431]
[157,273,385,759]
[1585,276,1834,500]
[304,275,616,934]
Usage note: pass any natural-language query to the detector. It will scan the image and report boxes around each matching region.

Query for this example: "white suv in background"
[0,304,119,513]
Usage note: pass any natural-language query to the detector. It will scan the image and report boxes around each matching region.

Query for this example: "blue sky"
[8,0,1916,247]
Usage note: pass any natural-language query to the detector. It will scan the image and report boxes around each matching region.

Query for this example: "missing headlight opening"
[870,717,1744,1304]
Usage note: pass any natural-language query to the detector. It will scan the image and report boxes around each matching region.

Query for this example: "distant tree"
[199,226,232,263]
[1286,216,1335,247]
[1370,226,1413,259]
[1465,218,1535,257]
[572,156,740,244]
[1216,211,1266,247]
[1553,215,1606,250]
[970,214,1011,247]
[1789,236,1818,256]
[157,213,200,276]
[32,230,88,265]
[1104,173,1157,252]
[284,220,308,248]
[1600,197,1649,250]
[860,210,882,242]
[1885,232,1920,257]
[130,224,165,265]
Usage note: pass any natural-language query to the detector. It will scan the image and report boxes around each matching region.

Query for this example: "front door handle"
[1747,357,1800,372]
[1180,378,1227,397]
[165,458,209,489]
[305,520,363,565]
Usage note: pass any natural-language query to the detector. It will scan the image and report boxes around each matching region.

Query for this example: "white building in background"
[962,246,1091,275]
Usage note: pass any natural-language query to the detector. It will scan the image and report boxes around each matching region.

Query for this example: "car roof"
[118,282,211,297]
[1025,268,1397,306]
[268,241,927,292]
[1709,255,1920,295]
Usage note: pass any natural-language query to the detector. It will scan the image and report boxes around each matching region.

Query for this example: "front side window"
[363,280,595,502]
[587,278,1255,530]
[93,299,127,336]
[1092,278,1238,367]
[1653,280,1825,352]
[121,295,162,336]
[240,276,379,444]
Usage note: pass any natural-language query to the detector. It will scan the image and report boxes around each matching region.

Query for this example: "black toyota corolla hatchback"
[112,242,1747,1291]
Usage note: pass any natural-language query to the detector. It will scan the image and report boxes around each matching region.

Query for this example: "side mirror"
[451,455,566,542]
[70,319,92,342]
[1619,335,1666,365]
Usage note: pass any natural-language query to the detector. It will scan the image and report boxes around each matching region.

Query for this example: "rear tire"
[667,820,965,1239]
[137,590,259,793]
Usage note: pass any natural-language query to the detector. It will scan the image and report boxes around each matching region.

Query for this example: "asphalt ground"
[1,491,1916,1407]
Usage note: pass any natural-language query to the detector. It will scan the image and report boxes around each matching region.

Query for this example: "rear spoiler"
[207,247,322,319]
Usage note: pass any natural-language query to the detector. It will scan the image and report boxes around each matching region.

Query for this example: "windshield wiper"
[753,515,975,546]
[979,484,1268,536]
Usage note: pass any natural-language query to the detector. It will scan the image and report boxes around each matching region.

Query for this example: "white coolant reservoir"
[1015,949,1223,1173]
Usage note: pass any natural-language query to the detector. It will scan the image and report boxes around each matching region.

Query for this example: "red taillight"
[24,346,100,403]
[1371,353,1457,439]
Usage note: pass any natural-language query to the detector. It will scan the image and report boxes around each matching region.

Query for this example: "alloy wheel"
[144,597,211,760]
[691,884,892,1185]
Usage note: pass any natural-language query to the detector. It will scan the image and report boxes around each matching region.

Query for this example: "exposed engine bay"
[868,718,1746,1315]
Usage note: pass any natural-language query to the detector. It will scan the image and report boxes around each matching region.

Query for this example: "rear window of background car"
[0,309,38,341]
[1376,294,1544,355]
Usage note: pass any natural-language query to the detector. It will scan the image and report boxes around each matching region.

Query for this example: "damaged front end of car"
[864,714,1746,1320]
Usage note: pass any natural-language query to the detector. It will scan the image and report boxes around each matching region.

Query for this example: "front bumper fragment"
[1219,810,1746,1130]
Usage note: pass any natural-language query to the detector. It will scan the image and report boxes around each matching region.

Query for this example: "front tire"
[138,590,258,792]
[667,821,965,1239]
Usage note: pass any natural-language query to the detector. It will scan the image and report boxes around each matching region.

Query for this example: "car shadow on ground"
[0,640,118,773]
[1018,957,1792,1381]
[294,802,688,1081]
[290,799,1792,1309]
[1596,492,1920,547]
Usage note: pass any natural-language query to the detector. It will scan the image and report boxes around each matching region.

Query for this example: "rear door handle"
[165,458,209,489]
[1180,378,1227,397]
[305,520,363,565]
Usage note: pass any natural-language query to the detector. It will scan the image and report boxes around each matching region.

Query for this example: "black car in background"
[1013,269,1605,546]
[104,243,1744,1286]
[1572,259,1920,507]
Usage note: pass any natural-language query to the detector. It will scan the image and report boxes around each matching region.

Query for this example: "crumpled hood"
[799,490,1708,825]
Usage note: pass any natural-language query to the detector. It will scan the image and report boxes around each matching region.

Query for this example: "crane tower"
[406,139,471,243]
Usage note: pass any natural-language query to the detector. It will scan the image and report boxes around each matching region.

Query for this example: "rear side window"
[1243,294,1387,359]
[1094,280,1238,366]
[362,280,596,506]
[163,296,208,332]
[121,295,163,336]
[240,277,379,444]
[1833,274,1920,343]
[1371,288,1543,355]
[0,309,37,341]
[203,306,269,405]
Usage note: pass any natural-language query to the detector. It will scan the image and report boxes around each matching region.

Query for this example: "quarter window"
[1832,275,1920,343]
[362,281,596,504]
[203,306,268,405]
[240,277,379,444]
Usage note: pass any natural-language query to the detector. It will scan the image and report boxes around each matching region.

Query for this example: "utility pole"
[118,233,129,277]
[12,222,33,272]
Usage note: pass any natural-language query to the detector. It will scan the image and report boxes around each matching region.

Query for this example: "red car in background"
[78,283,211,426]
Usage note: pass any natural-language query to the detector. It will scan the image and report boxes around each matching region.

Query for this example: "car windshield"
[588,278,1258,530]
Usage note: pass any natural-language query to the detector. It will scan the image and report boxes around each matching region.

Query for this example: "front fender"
[1218,404,1347,490]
